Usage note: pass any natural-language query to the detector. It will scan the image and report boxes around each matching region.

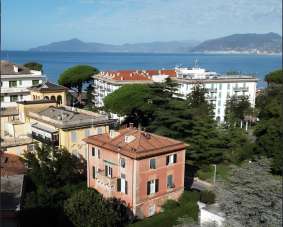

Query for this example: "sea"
[1,51,282,88]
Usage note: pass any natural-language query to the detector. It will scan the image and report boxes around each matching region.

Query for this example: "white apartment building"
[1,61,46,107]
[92,67,257,123]
[92,70,176,107]
[175,67,258,122]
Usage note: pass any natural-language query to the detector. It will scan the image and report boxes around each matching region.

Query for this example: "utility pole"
[212,164,217,185]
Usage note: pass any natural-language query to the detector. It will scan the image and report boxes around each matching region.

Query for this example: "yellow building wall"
[31,91,67,105]
[60,125,109,159]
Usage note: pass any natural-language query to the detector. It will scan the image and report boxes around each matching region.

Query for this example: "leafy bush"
[200,190,215,204]
[162,200,179,211]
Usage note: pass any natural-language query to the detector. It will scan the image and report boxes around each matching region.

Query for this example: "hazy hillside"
[29,33,282,54]
[192,33,282,54]
[29,39,198,53]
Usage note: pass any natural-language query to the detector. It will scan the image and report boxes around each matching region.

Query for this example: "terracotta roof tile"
[83,128,186,159]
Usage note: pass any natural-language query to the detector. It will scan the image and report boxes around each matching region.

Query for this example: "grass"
[196,163,231,183]
[129,191,200,227]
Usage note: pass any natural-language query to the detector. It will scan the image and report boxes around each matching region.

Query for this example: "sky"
[2,0,282,50]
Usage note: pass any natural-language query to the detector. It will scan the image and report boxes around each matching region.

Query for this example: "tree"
[64,189,133,227]
[23,144,86,189]
[24,62,43,71]
[104,84,153,126]
[265,69,283,85]
[225,95,251,126]
[58,65,99,101]
[254,69,283,174]
[216,159,282,227]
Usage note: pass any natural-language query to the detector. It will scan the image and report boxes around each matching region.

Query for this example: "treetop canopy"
[24,62,43,71]
[58,65,99,88]
[265,69,283,84]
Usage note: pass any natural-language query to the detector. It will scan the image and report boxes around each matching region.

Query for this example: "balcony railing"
[207,88,217,93]
[1,87,30,93]
[32,132,59,146]
[233,87,249,92]
[96,169,117,191]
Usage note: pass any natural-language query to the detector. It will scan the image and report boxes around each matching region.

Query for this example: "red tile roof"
[0,153,26,176]
[98,69,176,81]
[83,127,186,159]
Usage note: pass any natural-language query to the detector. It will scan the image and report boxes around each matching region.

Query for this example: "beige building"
[29,81,69,105]
[27,105,114,158]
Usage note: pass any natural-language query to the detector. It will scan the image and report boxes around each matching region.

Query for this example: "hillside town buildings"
[92,67,257,122]
[0,60,46,107]
[84,126,186,218]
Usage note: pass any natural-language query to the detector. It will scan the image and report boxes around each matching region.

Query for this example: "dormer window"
[124,135,135,143]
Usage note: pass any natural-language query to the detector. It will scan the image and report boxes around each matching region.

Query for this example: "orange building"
[84,126,186,218]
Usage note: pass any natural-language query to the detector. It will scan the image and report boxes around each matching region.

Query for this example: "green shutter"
[174,154,177,163]
[147,181,150,195]
[166,156,169,165]
[117,178,121,192]
[125,181,128,194]
[155,179,159,193]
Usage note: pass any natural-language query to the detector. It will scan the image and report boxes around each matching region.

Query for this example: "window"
[85,129,90,137]
[149,159,156,169]
[218,108,221,114]
[105,165,113,178]
[219,84,222,90]
[10,95,18,102]
[147,179,159,195]
[117,176,128,194]
[97,127,103,134]
[92,166,96,179]
[71,131,77,142]
[167,175,174,189]
[32,80,39,85]
[9,81,17,88]
[227,83,231,89]
[218,92,221,98]
[97,149,101,159]
[18,80,22,86]
[166,154,177,165]
[0,96,4,102]
[218,100,221,106]
[120,158,126,168]
[92,147,95,156]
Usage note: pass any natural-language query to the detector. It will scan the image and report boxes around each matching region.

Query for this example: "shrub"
[200,190,215,204]
[162,200,179,211]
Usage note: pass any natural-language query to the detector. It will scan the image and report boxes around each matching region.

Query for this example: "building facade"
[174,67,258,122]
[84,126,186,218]
[92,70,176,107]
[0,60,46,107]
[27,105,114,158]
[92,67,257,123]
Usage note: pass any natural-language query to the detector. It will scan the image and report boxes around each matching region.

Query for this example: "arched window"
[57,95,62,105]
[51,96,56,101]
[44,96,49,100]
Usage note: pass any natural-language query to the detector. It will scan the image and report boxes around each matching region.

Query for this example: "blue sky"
[2,0,282,50]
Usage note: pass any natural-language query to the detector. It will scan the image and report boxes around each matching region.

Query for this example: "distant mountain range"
[192,32,282,54]
[29,33,282,54]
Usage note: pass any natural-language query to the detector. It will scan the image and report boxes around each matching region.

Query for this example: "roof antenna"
[194,59,198,68]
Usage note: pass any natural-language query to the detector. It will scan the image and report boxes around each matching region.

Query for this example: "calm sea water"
[2,51,282,87]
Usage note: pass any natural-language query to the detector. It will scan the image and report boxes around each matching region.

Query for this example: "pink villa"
[84,126,186,218]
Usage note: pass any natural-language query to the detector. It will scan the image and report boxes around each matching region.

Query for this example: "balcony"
[233,87,249,92]
[96,169,117,192]
[1,87,29,94]
[207,88,217,93]
[32,132,59,146]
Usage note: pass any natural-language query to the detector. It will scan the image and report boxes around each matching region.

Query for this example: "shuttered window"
[92,166,96,179]
[166,154,177,165]
[147,179,159,195]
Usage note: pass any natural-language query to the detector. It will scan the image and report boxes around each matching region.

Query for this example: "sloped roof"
[0,153,26,176]
[0,60,31,75]
[83,127,186,159]
[96,69,176,81]
[29,81,68,92]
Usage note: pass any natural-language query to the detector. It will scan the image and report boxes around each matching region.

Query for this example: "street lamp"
[212,164,217,185]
